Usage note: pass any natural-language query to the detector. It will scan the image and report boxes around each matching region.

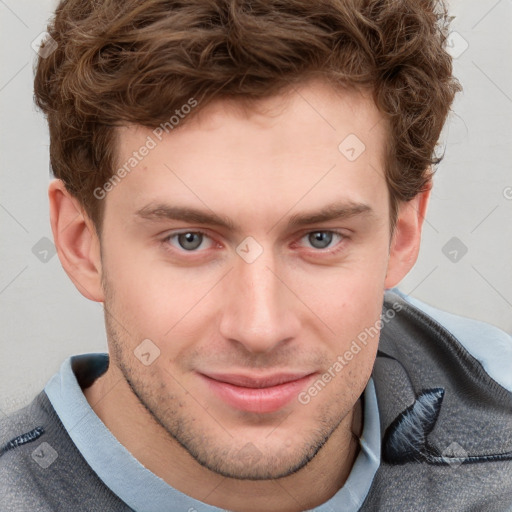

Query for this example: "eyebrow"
[134,201,373,231]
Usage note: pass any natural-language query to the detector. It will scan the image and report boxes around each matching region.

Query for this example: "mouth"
[198,371,317,414]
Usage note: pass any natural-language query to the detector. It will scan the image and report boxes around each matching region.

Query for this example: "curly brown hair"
[34,0,461,234]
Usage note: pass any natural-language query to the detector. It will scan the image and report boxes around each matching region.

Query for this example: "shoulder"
[384,287,512,392]
[367,288,512,510]
[0,390,132,512]
[0,393,55,511]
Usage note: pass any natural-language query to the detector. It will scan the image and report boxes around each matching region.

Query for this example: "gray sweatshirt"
[1,290,511,511]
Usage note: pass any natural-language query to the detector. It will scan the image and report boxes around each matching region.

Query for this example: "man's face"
[99,80,392,479]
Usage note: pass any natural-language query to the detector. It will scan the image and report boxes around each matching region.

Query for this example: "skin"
[49,79,429,512]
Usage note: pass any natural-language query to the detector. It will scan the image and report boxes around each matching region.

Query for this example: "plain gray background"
[1,0,511,416]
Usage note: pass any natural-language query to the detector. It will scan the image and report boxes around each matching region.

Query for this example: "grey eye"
[177,232,203,250]
[308,231,333,249]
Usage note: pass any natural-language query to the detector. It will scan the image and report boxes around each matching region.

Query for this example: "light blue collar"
[44,353,381,512]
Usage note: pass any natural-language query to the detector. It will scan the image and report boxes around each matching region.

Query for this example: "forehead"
[107,80,389,227]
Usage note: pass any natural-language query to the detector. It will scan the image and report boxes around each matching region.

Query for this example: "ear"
[48,179,104,302]
[384,184,431,289]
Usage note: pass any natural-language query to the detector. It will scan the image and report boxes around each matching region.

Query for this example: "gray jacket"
[1,290,511,511]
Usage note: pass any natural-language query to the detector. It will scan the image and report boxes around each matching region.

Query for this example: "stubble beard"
[101,277,357,481]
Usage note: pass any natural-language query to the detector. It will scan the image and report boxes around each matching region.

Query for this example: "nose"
[218,248,300,354]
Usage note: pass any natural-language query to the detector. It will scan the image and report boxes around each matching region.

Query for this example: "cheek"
[101,243,169,338]
[103,247,218,353]
[292,249,388,336]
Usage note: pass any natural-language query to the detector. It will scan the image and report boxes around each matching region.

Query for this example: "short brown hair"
[34,0,461,234]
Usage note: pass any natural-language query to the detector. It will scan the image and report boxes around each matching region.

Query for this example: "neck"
[84,366,363,512]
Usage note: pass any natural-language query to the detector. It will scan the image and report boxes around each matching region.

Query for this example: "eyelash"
[160,229,349,256]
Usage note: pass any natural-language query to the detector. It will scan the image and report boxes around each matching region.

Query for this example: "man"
[1,0,511,510]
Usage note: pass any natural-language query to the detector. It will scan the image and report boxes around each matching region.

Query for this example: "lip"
[198,372,316,414]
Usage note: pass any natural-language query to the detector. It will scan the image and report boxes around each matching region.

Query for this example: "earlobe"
[48,179,104,302]
[384,185,431,289]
